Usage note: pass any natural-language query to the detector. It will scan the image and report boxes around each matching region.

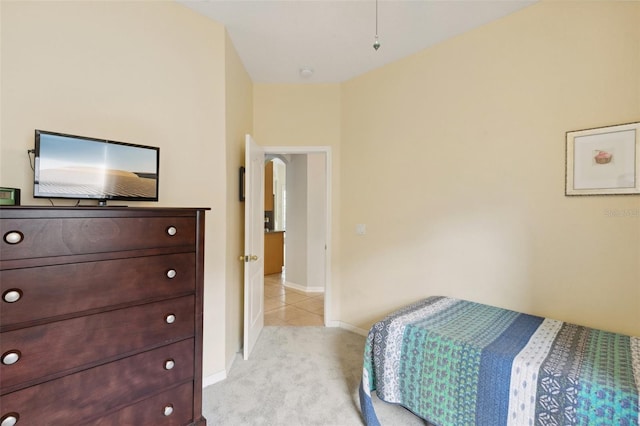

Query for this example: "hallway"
[263,273,324,326]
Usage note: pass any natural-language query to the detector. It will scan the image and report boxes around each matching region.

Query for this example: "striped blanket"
[359,296,640,426]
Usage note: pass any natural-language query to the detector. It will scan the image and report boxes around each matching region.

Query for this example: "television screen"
[34,130,159,204]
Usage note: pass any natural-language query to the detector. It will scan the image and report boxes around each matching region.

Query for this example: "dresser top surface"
[0,206,210,219]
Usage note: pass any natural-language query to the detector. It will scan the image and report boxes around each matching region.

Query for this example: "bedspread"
[359,296,640,426]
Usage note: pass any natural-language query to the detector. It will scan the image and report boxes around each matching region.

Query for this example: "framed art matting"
[566,121,639,195]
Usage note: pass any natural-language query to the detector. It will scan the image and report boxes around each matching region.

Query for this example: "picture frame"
[239,166,246,202]
[565,121,640,195]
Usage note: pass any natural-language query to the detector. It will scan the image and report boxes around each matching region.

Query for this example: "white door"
[243,134,265,360]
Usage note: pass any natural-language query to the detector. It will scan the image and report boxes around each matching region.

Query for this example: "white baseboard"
[325,319,341,328]
[203,351,244,388]
[203,369,227,388]
[330,320,369,336]
[283,281,325,293]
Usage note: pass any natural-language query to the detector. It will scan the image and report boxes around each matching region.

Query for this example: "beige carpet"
[202,326,428,426]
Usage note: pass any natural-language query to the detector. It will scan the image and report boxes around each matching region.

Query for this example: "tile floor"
[264,272,324,326]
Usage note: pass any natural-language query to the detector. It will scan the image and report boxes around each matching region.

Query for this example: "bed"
[359,296,640,426]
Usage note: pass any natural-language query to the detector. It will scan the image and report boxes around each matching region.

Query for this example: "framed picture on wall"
[566,121,640,195]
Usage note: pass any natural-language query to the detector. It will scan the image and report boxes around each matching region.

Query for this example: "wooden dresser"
[0,207,207,426]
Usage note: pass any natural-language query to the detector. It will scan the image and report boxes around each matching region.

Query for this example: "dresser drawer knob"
[163,404,174,417]
[166,269,177,279]
[164,359,175,370]
[2,351,20,366]
[3,231,23,245]
[165,314,176,324]
[1,413,19,426]
[166,226,177,236]
[3,290,22,303]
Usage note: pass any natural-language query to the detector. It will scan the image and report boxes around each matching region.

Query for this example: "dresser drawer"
[89,382,195,426]
[1,296,194,392]
[1,253,196,328]
[0,340,194,425]
[0,216,195,260]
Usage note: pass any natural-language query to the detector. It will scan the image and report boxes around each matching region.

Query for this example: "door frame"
[264,145,332,325]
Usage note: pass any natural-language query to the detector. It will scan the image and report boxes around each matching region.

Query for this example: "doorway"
[262,147,331,327]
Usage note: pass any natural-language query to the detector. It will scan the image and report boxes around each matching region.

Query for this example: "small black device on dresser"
[0,188,20,206]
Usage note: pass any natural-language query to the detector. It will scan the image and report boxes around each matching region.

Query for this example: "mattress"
[359,296,640,425]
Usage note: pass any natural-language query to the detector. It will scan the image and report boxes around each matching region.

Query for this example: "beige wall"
[0,1,232,377]
[341,1,640,336]
[253,84,342,147]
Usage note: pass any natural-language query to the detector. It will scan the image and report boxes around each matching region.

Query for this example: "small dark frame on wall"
[566,121,640,195]
[239,166,245,202]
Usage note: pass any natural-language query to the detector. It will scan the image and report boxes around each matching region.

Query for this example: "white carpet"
[202,326,428,426]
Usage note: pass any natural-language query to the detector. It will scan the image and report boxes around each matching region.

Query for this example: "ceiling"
[178,0,536,84]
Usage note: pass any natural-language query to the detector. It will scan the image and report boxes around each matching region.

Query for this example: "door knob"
[250,255,258,261]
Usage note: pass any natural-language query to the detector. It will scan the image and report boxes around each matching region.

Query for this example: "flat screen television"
[34,130,160,205]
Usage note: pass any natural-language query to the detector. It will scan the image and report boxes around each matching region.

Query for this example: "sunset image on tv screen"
[36,134,158,199]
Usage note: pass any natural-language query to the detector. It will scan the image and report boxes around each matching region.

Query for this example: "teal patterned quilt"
[359,296,640,426]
